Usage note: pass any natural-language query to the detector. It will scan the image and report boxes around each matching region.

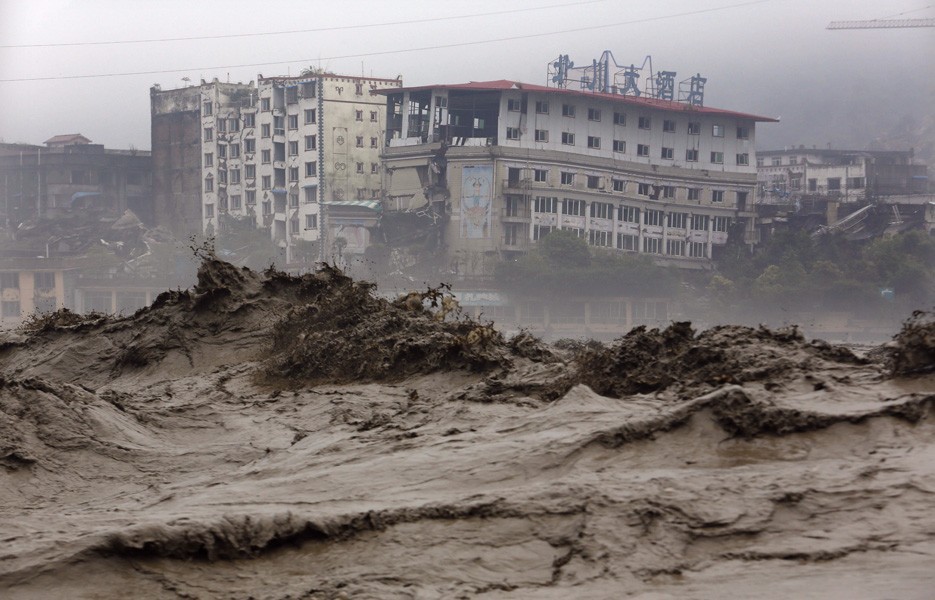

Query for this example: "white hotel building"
[379,80,778,277]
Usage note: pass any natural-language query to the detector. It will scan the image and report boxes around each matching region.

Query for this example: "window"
[370,111,378,122]
[261,149,271,164]
[305,162,317,177]
[712,124,724,137]
[535,100,549,114]
[663,119,676,133]
[712,190,724,203]
[613,112,626,125]
[244,113,255,128]
[289,218,300,235]
[289,192,299,208]
[590,201,612,218]
[505,195,523,217]
[771,157,782,166]
[506,127,520,140]
[534,196,558,213]
[0,273,19,291]
[244,138,256,153]
[638,116,651,130]
[587,136,601,149]
[644,209,663,226]
[302,82,317,98]
[619,205,639,223]
[262,201,272,215]
[261,124,271,138]
[736,126,749,140]
[643,237,662,254]
[534,169,547,182]
[371,163,379,174]
[613,140,626,153]
[667,212,687,229]
[789,156,798,165]
[736,153,749,166]
[230,143,241,158]
[711,151,724,164]
[535,129,549,143]
[306,214,318,229]
[587,175,602,189]
[230,168,240,184]
[288,141,299,156]
[355,83,364,95]
[827,178,841,191]
[561,132,575,145]
[507,98,522,111]
[612,179,625,192]
[204,153,213,167]
[691,214,708,230]
[355,110,363,121]
[688,121,701,135]
[204,203,214,218]
[304,186,317,203]
[848,177,865,189]
[589,230,612,247]
[304,109,316,124]
[261,175,271,190]
[245,164,256,179]
[617,233,638,251]
[713,216,730,232]
[661,147,674,160]
[662,185,675,198]
[757,158,765,167]
[562,104,575,117]
[305,135,317,151]
[356,135,364,148]
[246,190,256,205]
[688,188,701,201]
[587,108,601,121]
[288,115,298,130]
[202,101,213,116]
[666,239,685,256]
[562,199,585,216]
[370,137,378,148]
[217,119,227,133]
[560,171,574,185]
[689,242,707,258]
[637,144,650,157]
[533,225,553,241]
[261,98,271,111]
[356,162,364,174]
[204,176,213,192]
[289,167,299,182]
[638,183,651,196]
[231,194,242,210]
[685,149,699,162]
[203,127,213,142]
[273,115,284,133]
[737,191,748,208]
[286,87,298,104]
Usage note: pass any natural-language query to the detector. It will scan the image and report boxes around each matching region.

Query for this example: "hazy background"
[1,0,933,158]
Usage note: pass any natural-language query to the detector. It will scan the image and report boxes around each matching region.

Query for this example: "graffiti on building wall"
[460,165,492,239]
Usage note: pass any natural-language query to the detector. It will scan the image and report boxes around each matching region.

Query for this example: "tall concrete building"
[378,79,777,277]
[150,73,401,260]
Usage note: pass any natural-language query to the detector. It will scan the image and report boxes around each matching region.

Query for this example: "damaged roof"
[376,79,779,123]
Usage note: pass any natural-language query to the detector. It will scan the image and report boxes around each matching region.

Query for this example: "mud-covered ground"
[1,258,933,599]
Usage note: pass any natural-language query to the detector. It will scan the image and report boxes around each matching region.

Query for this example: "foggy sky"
[0,0,932,153]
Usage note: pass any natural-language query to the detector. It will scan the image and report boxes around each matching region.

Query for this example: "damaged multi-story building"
[150,73,401,260]
[378,63,777,279]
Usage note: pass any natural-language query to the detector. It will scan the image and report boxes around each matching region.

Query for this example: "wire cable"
[0,0,779,83]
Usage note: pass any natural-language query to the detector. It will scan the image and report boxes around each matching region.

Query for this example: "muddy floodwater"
[1,258,933,599]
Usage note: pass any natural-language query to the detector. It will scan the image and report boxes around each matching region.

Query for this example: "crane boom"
[827,18,935,29]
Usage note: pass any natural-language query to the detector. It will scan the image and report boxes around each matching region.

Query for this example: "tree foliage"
[496,230,678,297]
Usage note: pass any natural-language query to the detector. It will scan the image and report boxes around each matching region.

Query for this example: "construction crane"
[827,18,935,29]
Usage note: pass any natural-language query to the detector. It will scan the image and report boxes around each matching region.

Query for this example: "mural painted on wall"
[460,165,492,239]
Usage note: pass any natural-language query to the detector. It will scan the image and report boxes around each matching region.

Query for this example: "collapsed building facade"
[150,74,401,261]
[755,147,933,241]
[378,78,777,280]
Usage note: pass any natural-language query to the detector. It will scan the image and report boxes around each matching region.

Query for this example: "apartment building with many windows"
[379,80,777,277]
[151,73,401,259]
